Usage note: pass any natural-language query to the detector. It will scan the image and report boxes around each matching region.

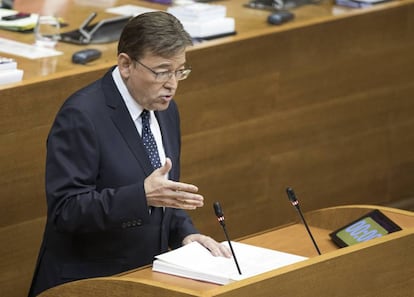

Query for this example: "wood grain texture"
[177,1,414,239]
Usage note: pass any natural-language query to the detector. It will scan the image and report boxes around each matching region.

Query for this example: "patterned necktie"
[141,110,162,169]
[141,110,163,219]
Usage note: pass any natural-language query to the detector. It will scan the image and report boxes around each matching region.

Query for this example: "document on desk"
[0,38,62,59]
[153,241,308,285]
[105,5,156,16]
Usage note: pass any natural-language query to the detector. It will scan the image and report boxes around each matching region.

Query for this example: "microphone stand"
[286,188,322,255]
[214,202,242,275]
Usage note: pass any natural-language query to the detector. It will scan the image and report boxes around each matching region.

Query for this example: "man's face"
[118,50,187,111]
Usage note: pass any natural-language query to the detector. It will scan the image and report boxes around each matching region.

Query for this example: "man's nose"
[164,74,179,89]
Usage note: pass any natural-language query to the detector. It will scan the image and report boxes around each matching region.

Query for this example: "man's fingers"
[172,195,203,209]
[182,234,232,258]
[173,182,199,193]
[174,190,204,202]
[144,162,204,209]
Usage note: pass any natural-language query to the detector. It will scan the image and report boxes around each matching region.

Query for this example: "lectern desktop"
[38,205,414,297]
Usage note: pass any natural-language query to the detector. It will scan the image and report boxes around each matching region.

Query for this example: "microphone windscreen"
[286,187,298,203]
[213,201,224,217]
[267,11,295,25]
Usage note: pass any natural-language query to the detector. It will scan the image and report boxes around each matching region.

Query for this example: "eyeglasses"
[135,60,192,82]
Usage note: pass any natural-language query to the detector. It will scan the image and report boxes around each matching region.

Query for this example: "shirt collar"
[112,66,144,122]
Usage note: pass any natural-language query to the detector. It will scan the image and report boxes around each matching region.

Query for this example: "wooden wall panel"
[174,4,414,239]
[0,217,45,297]
[181,87,414,239]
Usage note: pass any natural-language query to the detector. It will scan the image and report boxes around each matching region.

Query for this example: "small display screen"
[330,209,402,248]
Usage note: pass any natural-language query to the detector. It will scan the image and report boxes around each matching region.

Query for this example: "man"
[28,11,230,297]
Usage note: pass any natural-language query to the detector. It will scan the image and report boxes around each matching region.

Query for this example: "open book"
[152,241,307,285]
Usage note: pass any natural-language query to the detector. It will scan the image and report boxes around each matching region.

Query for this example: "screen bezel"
[329,209,402,248]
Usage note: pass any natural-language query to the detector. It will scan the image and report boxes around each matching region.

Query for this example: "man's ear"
[118,53,133,79]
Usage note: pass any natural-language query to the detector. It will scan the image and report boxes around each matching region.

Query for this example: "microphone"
[285,187,322,255]
[213,201,242,275]
[267,11,295,25]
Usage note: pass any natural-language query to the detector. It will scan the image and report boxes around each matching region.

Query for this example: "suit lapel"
[102,69,154,176]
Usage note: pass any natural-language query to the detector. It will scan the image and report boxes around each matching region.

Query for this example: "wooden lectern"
[38,205,414,297]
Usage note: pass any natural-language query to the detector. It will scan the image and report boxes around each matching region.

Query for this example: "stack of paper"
[167,3,235,39]
[105,4,156,16]
[0,57,23,86]
[152,241,307,285]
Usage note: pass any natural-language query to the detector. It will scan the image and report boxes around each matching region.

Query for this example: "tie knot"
[141,109,150,124]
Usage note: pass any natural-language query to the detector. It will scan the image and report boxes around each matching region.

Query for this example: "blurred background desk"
[0,0,414,296]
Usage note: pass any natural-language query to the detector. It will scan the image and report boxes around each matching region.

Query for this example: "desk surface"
[114,205,414,294]
[0,0,408,84]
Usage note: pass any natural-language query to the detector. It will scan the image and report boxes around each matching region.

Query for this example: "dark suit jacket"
[28,68,198,297]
